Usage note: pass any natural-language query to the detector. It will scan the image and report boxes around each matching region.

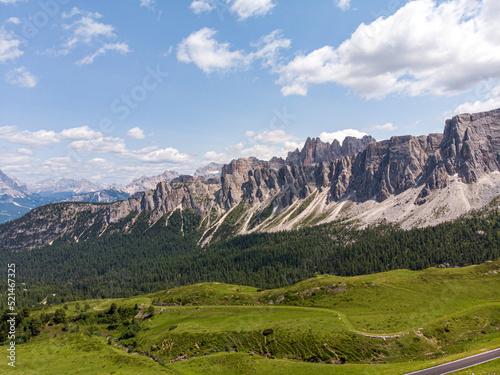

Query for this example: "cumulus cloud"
[59,126,103,140]
[126,127,146,139]
[202,150,228,163]
[177,28,251,74]
[319,129,369,143]
[203,129,302,164]
[0,0,26,3]
[277,0,500,100]
[69,136,191,163]
[0,126,60,147]
[5,66,38,88]
[0,125,104,147]
[178,28,290,74]
[452,84,500,115]
[229,0,275,20]
[190,0,215,14]
[0,28,23,63]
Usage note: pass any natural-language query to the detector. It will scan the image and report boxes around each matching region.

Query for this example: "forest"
[1,202,499,309]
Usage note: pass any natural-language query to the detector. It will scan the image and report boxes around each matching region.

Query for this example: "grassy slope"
[9,260,500,374]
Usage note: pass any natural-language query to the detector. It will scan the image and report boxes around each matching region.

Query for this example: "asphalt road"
[404,348,500,375]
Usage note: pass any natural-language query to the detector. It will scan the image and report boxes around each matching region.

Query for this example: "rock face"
[108,178,221,224]
[421,109,500,193]
[3,108,500,250]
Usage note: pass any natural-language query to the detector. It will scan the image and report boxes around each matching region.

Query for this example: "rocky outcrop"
[421,109,500,195]
[108,178,222,223]
[285,135,375,166]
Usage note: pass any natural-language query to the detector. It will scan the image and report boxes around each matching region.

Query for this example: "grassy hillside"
[4,260,499,374]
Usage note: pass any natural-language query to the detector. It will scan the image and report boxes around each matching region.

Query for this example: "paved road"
[405,348,500,375]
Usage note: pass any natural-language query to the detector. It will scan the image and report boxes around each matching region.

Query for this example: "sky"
[1,0,500,185]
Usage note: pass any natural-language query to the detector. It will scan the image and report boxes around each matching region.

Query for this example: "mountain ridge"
[2,108,500,250]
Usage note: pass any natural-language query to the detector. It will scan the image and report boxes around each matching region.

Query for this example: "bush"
[53,309,67,324]
[262,328,274,336]
[120,323,141,339]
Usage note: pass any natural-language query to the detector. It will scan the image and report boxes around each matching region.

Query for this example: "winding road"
[404,348,500,375]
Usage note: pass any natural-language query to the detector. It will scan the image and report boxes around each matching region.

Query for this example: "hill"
[5,260,500,374]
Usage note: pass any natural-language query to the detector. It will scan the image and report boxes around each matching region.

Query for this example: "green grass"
[7,260,500,374]
[10,334,174,374]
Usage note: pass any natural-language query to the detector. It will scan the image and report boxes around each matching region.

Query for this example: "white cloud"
[140,0,155,7]
[17,148,33,155]
[6,17,21,24]
[177,28,251,74]
[69,136,127,154]
[452,84,500,115]
[203,151,228,163]
[188,0,275,20]
[69,136,191,163]
[59,126,103,140]
[370,123,398,131]
[43,157,72,167]
[190,0,215,14]
[207,129,302,162]
[76,42,130,65]
[5,66,38,88]
[0,0,27,4]
[277,0,500,100]
[229,0,275,20]
[178,28,290,74]
[0,125,118,147]
[335,0,351,11]
[252,129,298,145]
[252,30,291,70]
[126,127,146,139]
[133,148,191,163]
[56,8,130,64]
[0,28,23,63]
[0,126,60,147]
[319,129,369,143]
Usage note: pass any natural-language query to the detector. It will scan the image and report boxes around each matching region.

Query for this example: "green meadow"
[4,260,500,374]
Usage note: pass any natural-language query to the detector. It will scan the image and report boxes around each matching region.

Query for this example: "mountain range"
[3,108,500,250]
[0,169,189,223]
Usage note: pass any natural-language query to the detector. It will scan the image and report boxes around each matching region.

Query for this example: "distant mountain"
[62,170,180,204]
[0,170,36,224]
[194,163,223,179]
[120,170,180,194]
[28,178,106,195]
[0,170,29,198]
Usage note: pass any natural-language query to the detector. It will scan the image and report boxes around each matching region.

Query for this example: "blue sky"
[1,0,500,185]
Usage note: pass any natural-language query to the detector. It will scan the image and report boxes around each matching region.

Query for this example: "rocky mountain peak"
[0,170,29,197]
[286,135,375,166]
